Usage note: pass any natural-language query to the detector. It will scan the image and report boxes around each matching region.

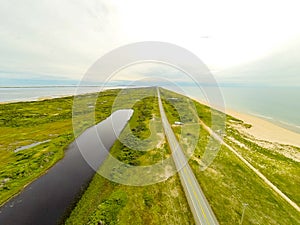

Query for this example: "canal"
[0,109,133,225]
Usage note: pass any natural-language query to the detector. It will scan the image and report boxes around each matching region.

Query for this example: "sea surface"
[1,86,299,133]
[0,86,112,103]
[184,86,300,134]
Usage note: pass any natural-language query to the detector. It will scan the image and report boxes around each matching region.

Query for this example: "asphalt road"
[157,89,219,225]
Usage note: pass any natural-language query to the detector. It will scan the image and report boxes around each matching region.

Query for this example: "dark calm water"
[0,109,133,225]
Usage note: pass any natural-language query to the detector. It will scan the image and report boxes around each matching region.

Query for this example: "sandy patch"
[226,109,300,148]
[156,133,165,148]
[170,188,179,198]
[164,165,174,179]
[227,136,249,150]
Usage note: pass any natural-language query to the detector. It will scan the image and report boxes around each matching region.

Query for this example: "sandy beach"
[192,97,300,148]
[226,109,300,148]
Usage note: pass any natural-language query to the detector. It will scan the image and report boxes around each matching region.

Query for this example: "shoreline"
[2,92,300,148]
[0,94,75,105]
[191,97,300,148]
[226,109,300,148]
[0,86,140,104]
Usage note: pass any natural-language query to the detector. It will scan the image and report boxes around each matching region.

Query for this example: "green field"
[225,124,300,206]
[65,87,194,225]
[0,89,120,205]
[160,88,300,225]
[1,87,299,225]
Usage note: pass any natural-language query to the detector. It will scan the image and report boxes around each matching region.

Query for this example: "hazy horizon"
[1,0,300,87]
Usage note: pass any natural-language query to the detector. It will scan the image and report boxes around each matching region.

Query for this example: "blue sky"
[1,0,300,86]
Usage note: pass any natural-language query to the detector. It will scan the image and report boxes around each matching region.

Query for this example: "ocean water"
[0,86,113,103]
[184,86,300,134]
[1,86,299,133]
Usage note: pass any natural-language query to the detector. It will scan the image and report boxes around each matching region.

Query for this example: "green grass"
[160,88,300,225]
[225,124,300,206]
[190,132,300,224]
[65,87,194,225]
[65,172,193,225]
[2,87,299,225]
[0,89,120,205]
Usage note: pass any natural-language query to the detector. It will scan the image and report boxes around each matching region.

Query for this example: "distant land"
[0,76,78,87]
[1,76,300,134]
[0,76,142,88]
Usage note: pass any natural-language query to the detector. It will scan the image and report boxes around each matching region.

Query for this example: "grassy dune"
[225,124,300,206]
[160,88,300,225]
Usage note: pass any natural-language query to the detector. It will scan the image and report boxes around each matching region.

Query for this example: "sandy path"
[200,120,300,212]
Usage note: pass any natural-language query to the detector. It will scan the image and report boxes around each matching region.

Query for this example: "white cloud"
[113,0,300,69]
[0,0,299,83]
[0,0,127,79]
[110,62,188,82]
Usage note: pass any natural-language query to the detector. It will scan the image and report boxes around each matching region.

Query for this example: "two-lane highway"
[157,88,219,225]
